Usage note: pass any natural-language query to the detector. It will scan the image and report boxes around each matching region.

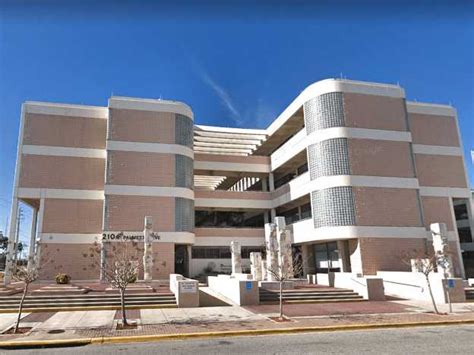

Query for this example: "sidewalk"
[0,301,473,347]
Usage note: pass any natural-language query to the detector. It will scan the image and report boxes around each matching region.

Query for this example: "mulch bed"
[21,312,56,322]
[2,327,32,335]
[114,309,141,320]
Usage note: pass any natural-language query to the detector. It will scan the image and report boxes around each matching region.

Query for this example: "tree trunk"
[14,283,29,333]
[119,287,127,325]
[425,274,439,314]
[279,280,283,319]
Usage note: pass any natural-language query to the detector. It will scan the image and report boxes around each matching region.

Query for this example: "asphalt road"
[4,325,474,354]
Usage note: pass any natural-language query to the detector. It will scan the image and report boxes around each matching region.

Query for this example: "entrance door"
[314,242,340,273]
[175,245,189,277]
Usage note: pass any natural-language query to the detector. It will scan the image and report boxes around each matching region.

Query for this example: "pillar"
[275,217,293,278]
[3,198,18,285]
[262,177,268,192]
[230,241,242,274]
[264,222,278,281]
[100,241,107,282]
[34,197,45,269]
[301,244,316,276]
[27,207,38,272]
[143,216,154,281]
[269,173,275,191]
[250,252,263,281]
[431,222,454,278]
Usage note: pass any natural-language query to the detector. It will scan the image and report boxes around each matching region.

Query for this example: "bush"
[128,274,137,283]
[55,273,71,284]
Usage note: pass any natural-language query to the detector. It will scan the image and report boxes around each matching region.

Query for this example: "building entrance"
[314,242,341,273]
[175,245,189,277]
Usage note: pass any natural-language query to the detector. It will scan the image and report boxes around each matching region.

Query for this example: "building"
[5,78,474,282]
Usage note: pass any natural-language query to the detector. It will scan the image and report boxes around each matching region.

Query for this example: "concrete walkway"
[395,300,474,313]
[36,311,116,330]
[141,307,265,325]
[0,313,29,332]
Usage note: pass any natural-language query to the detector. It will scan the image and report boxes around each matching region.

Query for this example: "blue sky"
[0,0,473,249]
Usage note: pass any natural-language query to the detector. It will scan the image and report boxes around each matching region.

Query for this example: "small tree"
[266,258,304,320]
[90,241,142,326]
[402,249,440,314]
[10,263,40,333]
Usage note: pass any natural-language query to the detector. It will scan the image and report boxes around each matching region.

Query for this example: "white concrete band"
[109,96,193,119]
[307,175,420,191]
[24,101,108,119]
[194,237,265,246]
[22,145,106,159]
[107,140,194,159]
[194,160,270,173]
[306,127,412,145]
[18,188,105,200]
[105,185,194,199]
[412,144,462,156]
[195,125,266,135]
[406,102,456,117]
[419,186,471,198]
[39,232,195,244]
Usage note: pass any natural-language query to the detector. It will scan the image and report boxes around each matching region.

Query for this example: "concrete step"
[260,293,362,299]
[0,293,174,300]
[0,299,175,305]
[0,300,176,309]
[0,292,176,310]
[259,287,364,303]
[259,291,361,297]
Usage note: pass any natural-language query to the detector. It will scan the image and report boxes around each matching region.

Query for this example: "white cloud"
[199,70,243,126]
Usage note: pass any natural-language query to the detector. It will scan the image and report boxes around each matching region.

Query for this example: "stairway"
[0,292,176,312]
[465,287,474,301]
[259,287,364,304]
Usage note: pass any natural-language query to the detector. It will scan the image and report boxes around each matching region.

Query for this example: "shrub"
[55,273,71,284]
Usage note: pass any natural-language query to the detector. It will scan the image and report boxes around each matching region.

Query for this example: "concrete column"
[269,173,275,192]
[27,207,38,272]
[3,198,19,285]
[34,197,45,268]
[264,211,269,224]
[301,244,316,276]
[448,198,466,279]
[265,222,278,281]
[275,217,293,278]
[336,240,348,272]
[100,241,107,282]
[270,209,276,223]
[250,252,263,281]
[262,177,268,192]
[230,241,242,274]
[431,222,454,278]
[143,216,153,281]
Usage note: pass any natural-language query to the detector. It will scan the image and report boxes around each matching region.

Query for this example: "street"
[4,325,474,354]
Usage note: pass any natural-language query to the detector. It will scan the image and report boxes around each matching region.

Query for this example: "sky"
[0,0,473,250]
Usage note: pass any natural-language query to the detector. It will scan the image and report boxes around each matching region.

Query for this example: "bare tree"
[266,258,304,320]
[10,262,40,333]
[401,249,440,314]
[90,241,142,326]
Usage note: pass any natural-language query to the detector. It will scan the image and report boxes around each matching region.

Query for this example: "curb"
[0,318,473,349]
